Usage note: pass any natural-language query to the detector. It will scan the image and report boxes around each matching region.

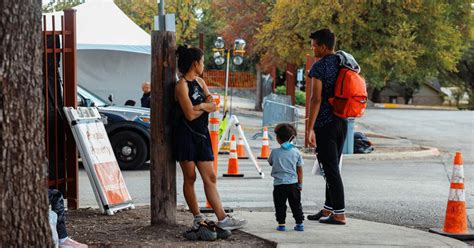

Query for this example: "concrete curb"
[373,103,458,111]
[302,146,440,160]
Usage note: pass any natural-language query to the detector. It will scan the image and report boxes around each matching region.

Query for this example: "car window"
[77,86,108,107]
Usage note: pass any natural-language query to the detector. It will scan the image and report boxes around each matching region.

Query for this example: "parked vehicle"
[77,85,150,170]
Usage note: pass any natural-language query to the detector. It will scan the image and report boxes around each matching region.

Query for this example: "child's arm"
[297,166,303,191]
[268,151,273,166]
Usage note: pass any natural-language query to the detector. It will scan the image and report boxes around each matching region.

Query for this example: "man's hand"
[307,129,317,147]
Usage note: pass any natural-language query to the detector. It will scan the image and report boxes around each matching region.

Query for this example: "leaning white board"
[63,107,134,215]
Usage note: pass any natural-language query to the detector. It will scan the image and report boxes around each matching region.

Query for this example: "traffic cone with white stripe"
[258,127,270,159]
[237,135,249,159]
[223,135,244,177]
[429,152,474,240]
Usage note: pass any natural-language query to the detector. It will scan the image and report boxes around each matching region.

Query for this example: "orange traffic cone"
[237,136,249,159]
[223,135,244,177]
[429,152,474,240]
[258,127,270,159]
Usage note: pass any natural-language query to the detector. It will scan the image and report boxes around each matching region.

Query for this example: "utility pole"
[150,0,177,225]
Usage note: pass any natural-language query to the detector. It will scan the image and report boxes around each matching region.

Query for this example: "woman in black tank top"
[174,45,246,233]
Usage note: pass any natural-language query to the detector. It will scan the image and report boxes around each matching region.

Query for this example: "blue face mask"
[281,136,295,150]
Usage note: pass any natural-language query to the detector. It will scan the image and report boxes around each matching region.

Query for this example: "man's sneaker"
[59,238,88,248]
[206,221,232,239]
[183,221,217,241]
[294,223,304,231]
[217,215,248,230]
[276,225,286,231]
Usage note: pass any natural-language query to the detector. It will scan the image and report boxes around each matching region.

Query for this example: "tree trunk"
[254,67,263,111]
[1,1,53,247]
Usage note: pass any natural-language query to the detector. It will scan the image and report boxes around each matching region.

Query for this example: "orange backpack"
[328,68,368,119]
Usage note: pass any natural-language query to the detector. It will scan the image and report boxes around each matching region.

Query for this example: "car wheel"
[110,130,148,170]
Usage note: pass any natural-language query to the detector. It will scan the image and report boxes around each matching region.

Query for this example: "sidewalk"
[238,211,467,247]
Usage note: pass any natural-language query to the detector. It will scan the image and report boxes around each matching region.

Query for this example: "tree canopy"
[257,0,472,89]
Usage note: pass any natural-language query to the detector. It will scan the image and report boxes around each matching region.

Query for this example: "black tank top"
[177,79,209,133]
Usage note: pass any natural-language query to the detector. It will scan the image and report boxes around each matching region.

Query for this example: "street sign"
[64,107,134,215]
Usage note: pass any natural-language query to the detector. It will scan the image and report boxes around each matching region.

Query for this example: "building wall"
[412,85,444,105]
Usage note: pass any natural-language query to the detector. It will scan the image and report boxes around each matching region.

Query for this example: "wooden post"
[199,33,204,51]
[305,55,316,147]
[63,9,78,209]
[150,31,177,225]
[286,63,296,105]
[270,66,277,93]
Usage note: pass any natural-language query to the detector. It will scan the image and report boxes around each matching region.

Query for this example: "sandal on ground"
[307,210,329,221]
[318,215,346,225]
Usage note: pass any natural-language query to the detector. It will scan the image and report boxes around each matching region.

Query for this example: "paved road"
[78,108,474,232]
[358,109,474,163]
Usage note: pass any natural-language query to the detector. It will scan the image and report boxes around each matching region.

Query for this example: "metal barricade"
[252,94,299,140]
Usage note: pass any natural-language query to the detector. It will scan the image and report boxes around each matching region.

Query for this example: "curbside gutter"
[302,146,440,160]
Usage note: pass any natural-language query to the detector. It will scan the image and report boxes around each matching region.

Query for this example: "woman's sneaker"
[183,220,217,241]
[217,215,248,230]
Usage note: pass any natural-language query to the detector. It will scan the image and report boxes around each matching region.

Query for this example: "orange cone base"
[200,206,234,213]
[223,173,244,177]
[257,156,269,160]
[429,228,474,241]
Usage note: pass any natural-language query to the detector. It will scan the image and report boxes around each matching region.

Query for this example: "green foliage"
[275,85,306,106]
[275,85,286,95]
[42,0,83,12]
[257,0,472,93]
[439,41,474,109]
[295,90,306,106]
[114,0,208,44]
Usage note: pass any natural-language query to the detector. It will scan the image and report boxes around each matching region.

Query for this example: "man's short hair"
[309,28,336,50]
[274,123,297,143]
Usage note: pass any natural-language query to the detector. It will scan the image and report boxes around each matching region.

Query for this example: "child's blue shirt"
[268,147,303,186]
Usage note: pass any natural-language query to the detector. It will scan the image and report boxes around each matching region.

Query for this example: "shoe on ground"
[294,223,304,231]
[307,210,330,221]
[217,215,248,230]
[59,238,88,248]
[183,220,217,241]
[276,225,286,231]
[319,214,346,225]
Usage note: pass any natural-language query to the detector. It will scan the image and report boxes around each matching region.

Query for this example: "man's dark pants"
[273,183,304,224]
[315,118,347,213]
[48,189,68,239]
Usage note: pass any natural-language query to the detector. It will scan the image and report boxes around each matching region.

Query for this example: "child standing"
[268,123,304,231]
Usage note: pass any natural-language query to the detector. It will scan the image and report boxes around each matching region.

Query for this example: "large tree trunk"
[0,1,52,247]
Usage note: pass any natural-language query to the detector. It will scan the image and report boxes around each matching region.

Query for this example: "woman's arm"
[176,80,204,121]
[195,77,217,112]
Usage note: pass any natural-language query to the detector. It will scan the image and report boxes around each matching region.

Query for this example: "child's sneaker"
[59,238,88,248]
[217,215,248,230]
[183,220,217,241]
[276,225,286,231]
[294,223,304,231]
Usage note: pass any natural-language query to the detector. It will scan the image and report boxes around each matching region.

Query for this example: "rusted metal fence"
[42,9,78,209]
[203,70,256,88]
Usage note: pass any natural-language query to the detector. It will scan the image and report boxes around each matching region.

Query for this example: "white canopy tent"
[45,0,152,105]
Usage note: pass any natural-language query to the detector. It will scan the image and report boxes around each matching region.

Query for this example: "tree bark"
[150,31,177,225]
[0,1,53,247]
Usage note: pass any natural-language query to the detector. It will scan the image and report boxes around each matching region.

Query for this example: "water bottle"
[48,210,59,248]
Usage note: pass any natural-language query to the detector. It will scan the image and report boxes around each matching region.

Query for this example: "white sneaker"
[59,238,88,248]
[217,215,248,230]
